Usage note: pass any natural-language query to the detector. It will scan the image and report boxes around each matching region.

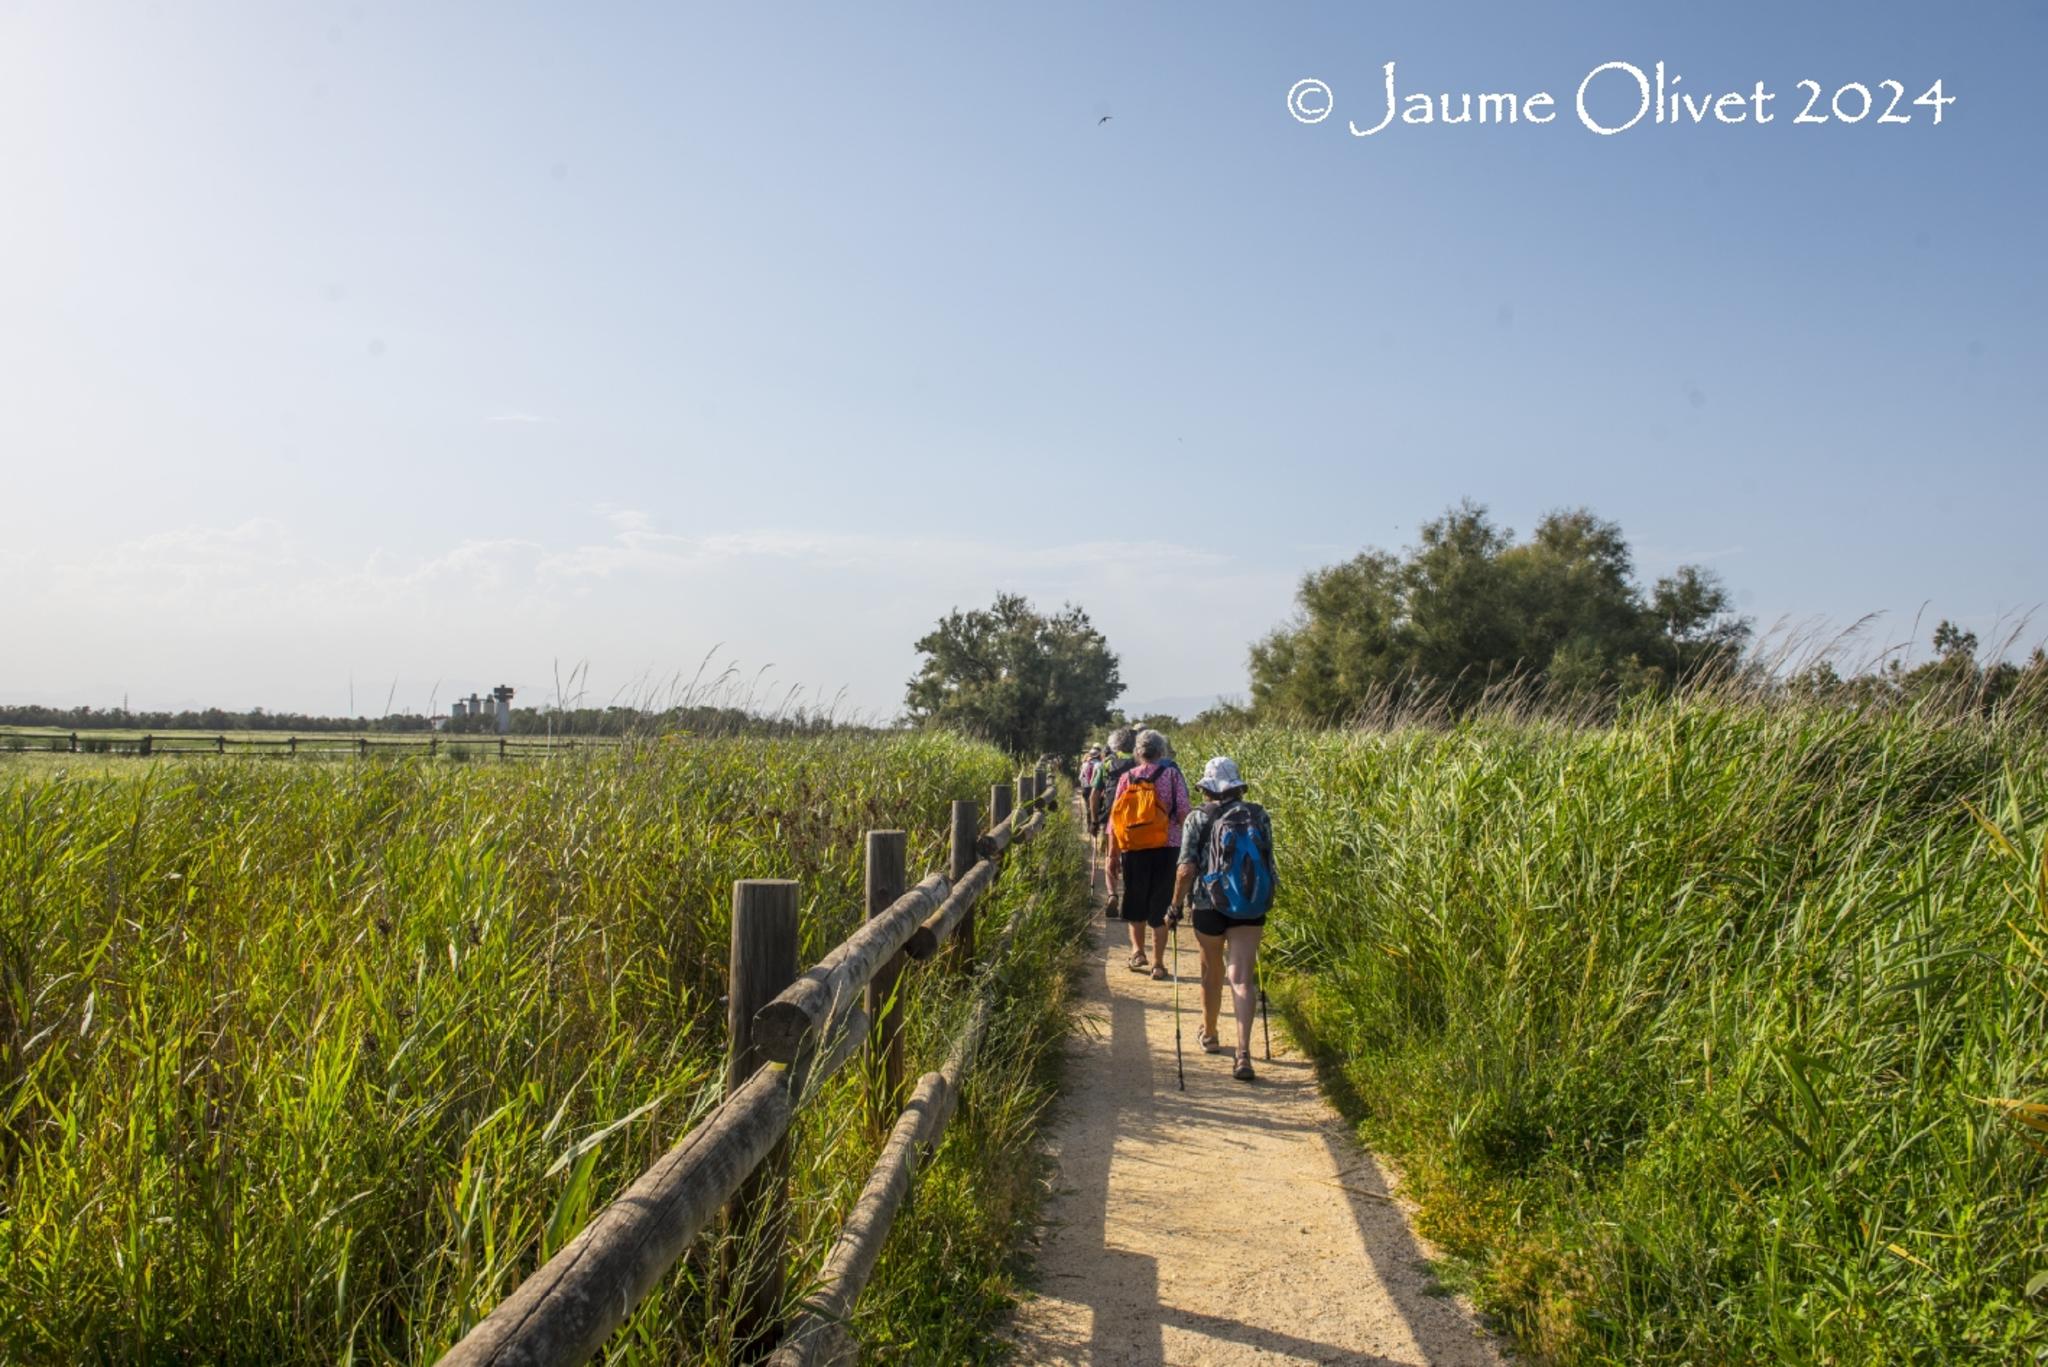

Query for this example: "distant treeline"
[493,704,878,737]
[0,702,880,738]
[0,705,434,733]
[1788,625,2048,718]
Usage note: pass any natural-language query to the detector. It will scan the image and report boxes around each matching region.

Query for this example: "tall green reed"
[1199,697,2048,1361]
[0,735,1081,1364]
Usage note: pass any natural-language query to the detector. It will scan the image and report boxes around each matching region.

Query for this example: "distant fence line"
[438,762,1060,1367]
[0,729,616,760]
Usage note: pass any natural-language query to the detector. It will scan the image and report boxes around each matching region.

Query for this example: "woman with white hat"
[1168,756,1276,1082]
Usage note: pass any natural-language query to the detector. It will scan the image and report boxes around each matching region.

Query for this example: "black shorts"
[1192,904,1266,938]
[1119,846,1176,927]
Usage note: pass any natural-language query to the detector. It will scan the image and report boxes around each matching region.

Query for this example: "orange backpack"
[1109,765,1172,852]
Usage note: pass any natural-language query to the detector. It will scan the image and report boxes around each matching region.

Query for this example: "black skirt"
[1120,846,1177,927]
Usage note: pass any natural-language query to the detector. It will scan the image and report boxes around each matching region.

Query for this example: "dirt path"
[1005,892,1505,1366]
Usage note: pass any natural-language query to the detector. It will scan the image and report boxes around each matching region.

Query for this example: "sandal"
[1233,1052,1256,1082]
[1126,951,1149,972]
[1198,1031,1222,1054]
[1149,963,1169,981]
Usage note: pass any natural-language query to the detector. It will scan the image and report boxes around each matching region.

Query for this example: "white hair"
[1135,729,1169,762]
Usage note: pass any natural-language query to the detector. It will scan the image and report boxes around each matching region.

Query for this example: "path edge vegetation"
[1190,689,2048,1363]
[794,801,1096,1365]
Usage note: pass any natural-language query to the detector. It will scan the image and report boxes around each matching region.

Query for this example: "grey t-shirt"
[1177,798,1275,910]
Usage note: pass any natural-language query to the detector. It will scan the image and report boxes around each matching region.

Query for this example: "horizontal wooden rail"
[752,873,950,1063]
[768,939,1008,1366]
[974,809,1018,859]
[766,1072,955,1367]
[442,1063,792,1367]
[942,992,996,1092]
[903,858,998,961]
[434,764,1057,1367]
[440,1010,870,1367]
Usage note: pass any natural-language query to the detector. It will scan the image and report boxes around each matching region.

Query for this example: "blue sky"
[2,2,2042,718]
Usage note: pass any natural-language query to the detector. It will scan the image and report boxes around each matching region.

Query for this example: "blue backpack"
[1200,799,1275,920]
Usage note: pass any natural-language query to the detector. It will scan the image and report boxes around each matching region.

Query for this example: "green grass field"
[1200,698,2048,1361]
[0,736,1089,1364]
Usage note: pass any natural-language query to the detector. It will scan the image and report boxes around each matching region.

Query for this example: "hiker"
[1076,746,1103,844]
[1108,728,1191,979]
[1168,756,1276,1082]
[1089,727,1139,913]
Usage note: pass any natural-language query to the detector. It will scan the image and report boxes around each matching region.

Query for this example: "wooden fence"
[437,762,1061,1367]
[0,728,611,760]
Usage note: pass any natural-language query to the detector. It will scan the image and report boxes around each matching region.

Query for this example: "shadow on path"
[1007,904,1503,1366]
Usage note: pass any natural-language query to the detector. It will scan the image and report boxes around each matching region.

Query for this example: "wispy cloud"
[14,510,1235,611]
[2,510,1292,714]
[1637,542,1748,574]
[523,509,1231,587]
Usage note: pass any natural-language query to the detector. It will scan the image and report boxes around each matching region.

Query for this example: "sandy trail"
[1005,889,1505,1366]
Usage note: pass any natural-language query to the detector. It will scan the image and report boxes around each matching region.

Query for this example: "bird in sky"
[1097,114,1113,125]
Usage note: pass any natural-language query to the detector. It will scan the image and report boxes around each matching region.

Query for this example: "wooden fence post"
[948,801,976,885]
[69,732,77,753]
[947,797,981,1120]
[724,879,800,1361]
[139,734,152,758]
[217,735,226,755]
[864,831,908,1131]
[975,784,1014,972]
[498,736,507,761]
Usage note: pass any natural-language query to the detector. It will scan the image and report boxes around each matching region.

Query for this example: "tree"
[1933,620,1979,660]
[1249,502,1750,722]
[1787,624,2048,723]
[905,593,1122,756]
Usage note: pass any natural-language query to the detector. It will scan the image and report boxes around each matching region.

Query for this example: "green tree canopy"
[1792,623,2048,720]
[1249,502,1749,721]
[905,593,1123,756]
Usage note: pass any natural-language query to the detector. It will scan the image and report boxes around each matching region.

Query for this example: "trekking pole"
[1172,924,1185,1092]
[1258,968,1271,1062]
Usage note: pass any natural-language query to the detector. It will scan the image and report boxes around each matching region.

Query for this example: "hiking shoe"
[1149,963,1169,982]
[1233,1053,1256,1082]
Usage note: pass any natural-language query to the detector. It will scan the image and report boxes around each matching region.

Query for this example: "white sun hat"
[1198,755,1244,794]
